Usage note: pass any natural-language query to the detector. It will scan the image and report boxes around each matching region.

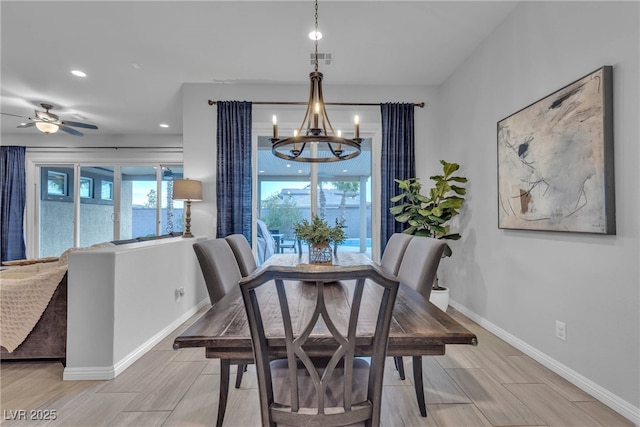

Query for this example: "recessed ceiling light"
[71,70,87,77]
[286,164,291,168]
[131,63,142,70]
[309,30,322,41]
[160,123,169,128]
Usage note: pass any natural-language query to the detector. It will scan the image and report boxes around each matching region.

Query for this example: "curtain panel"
[380,103,416,254]
[216,101,253,244]
[1,146,27,262]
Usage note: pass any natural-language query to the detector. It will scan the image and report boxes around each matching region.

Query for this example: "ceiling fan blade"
[1,112,28,119]
[59,125,84,136]
[61,120,98,130]
[17,122,36,128]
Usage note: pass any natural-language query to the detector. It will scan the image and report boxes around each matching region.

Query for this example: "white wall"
[65,238,208,380]
[436,1,639,421]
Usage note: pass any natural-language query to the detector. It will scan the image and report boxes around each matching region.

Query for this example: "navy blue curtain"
[1,146,27,262]
[380,103,415,254]
[216,101,252,244]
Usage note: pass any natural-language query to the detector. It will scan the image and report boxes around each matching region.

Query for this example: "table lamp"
[173,179,203,238]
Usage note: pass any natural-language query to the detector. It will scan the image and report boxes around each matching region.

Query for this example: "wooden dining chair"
[393,236,446,417]
[240,267,399,427]
[192,238,249,427]
[224,234,258,277]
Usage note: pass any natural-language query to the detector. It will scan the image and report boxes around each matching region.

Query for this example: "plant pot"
[429,287,449,312]
[309,243,332,264]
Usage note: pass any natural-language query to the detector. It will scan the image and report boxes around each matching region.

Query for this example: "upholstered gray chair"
[379,233,414,276]
[224,234,257,277]
[394,236,446,417]
[192,238,248,427]
[240,267,399,427]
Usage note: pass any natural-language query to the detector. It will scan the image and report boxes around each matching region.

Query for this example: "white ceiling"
[1,1,518,137]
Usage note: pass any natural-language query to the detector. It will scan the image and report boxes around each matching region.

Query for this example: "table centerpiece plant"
[294,215,346,264]
[389,160,468,300]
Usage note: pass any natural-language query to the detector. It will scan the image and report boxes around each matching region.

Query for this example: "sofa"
[0,259,69,363]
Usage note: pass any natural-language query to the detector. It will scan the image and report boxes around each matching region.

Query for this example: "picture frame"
[497,66,615,234]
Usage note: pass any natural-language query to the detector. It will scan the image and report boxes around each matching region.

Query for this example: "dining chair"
[393,236,446,417]
[192,238,249,427]
[240,268,399,427]
[224,234,258,277]
[379,233,414,276]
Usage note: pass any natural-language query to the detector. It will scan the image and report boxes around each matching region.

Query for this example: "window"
[36,162,183,257]
[101,181,113,200]
[80,177,94,198]
[257,136,372,256]
[47,171,67,196]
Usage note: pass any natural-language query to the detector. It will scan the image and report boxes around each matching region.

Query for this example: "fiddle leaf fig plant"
[390,160,468,258]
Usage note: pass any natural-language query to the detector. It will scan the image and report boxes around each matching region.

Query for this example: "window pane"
[317,139,372,256]
[47,171,67,195]
[101,181,113,200]
[40,167,74,257]
[80,177,93,198]
[120,165,183,239]
[161,166,184,235]
[258,137,308,252]
[79,166,114,247]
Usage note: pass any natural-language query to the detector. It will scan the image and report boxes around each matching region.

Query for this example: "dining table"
[173,252,477,421]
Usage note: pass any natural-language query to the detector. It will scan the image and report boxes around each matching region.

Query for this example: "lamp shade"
[35,121,59,134]
[173,179,202,201]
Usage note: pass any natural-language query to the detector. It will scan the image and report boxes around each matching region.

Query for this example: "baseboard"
[63,298,209,381]
[449,300,640,426]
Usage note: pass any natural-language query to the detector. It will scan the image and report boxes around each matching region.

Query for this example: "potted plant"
[294,215,346,264]
[389,160,468,310]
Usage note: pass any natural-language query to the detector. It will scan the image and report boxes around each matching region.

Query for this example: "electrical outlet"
[555,320,566,341]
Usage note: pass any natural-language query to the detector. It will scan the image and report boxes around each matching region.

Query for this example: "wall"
[64,237,208,380]
[436,1,639,422]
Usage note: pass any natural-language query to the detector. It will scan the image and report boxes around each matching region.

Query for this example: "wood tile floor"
[1,307,634,426]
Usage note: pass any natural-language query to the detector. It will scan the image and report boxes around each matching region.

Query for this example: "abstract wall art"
[497,66,615,234]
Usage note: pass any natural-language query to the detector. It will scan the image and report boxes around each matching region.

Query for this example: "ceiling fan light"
[35,121,59,134]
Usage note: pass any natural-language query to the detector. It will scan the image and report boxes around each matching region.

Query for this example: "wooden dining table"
[174,252,477,420]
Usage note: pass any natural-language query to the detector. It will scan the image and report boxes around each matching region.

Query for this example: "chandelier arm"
[316,81,336,136]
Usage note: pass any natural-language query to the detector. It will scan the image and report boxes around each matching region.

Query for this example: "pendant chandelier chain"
[314,0,319,72]
[269,0,362,162]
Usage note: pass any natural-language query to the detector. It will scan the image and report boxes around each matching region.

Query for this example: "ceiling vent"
[310,52,333,66]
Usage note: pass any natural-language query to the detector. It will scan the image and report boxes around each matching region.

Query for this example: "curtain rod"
[207,100,425,108]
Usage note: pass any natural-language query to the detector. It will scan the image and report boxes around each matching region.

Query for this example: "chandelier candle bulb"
[272,115,278,139]
[314,102,320,128]
[354,115,360,139]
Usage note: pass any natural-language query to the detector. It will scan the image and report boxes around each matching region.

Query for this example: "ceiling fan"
[2,103,98,136]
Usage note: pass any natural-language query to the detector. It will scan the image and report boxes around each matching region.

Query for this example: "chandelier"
[270,0,361,163]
